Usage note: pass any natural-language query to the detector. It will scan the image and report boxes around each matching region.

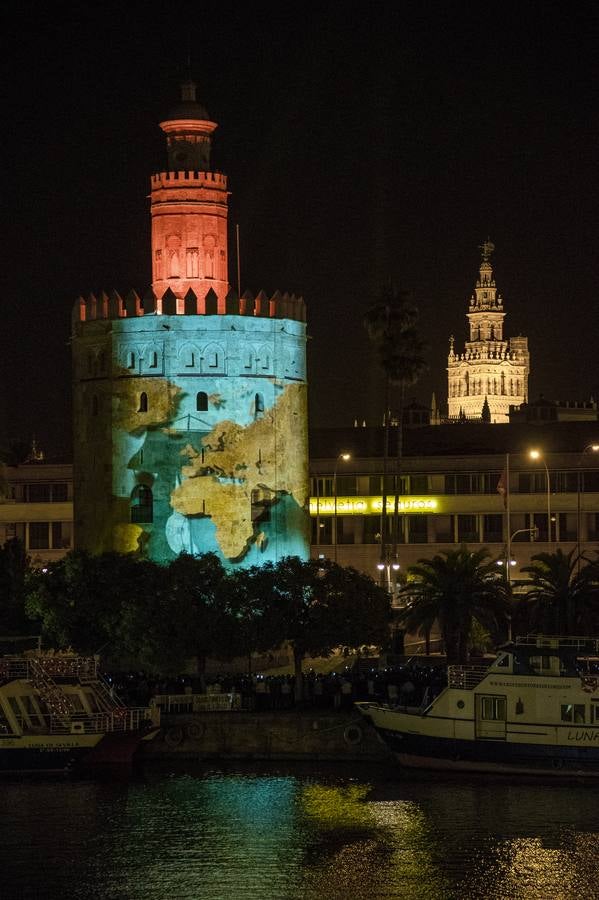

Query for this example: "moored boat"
[0,648,160,774]
[356,635,599,776]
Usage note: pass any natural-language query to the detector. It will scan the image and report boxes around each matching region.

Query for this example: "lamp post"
[529,449,551,544]
[333,452,351,563]
[377,559,401,602]
[577,443,599,573]
[497,526,539,640]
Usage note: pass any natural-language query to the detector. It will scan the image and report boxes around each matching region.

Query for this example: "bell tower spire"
[150,80,229,310]
[446,242,530,423]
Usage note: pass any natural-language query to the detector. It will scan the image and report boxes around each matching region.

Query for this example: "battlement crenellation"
[73,287,306,325]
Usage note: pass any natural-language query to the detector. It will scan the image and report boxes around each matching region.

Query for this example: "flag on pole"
[497,469,507,508]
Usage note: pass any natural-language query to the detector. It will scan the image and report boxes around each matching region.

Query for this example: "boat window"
[481,697,506,721]
[0,708,12,735]
[22,695,44,726]
[561,704,586,724]
[7,696,23,726]
[593,703,599,723]
[85,691,99,712]
[495,653,509,668]
[529,655,552,674]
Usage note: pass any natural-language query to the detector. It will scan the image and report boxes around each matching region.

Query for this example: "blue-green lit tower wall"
[72,83,310,567]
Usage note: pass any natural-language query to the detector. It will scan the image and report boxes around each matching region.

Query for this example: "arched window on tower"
[196,391,208,412]
[130,485,153,524]
[255,393,265,420]
[139,392,148,413]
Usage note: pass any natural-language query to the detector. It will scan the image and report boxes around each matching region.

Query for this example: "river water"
[2,761,599,900]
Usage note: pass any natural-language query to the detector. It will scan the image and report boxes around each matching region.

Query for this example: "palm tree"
[521,548,599,636]
[363,286,428,570]
[397,546,510,664]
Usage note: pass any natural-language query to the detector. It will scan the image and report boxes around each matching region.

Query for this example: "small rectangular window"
[561,704,586,723]
[26,483,51,503]
[458,514,478,543]
[481,697,506,721]
[29,522,50,550]
[51,483,68,502]
[410,475,428,494]
[51,522,62,548]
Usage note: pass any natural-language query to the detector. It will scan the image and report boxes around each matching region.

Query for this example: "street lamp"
[529,449,552,544]
[333,452,351,563]
[577,443,599,572]
[497,526,539,580]
[496,526,539,640]
[377,559,401,602]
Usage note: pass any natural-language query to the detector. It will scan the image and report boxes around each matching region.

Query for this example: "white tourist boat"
[0,648,160,773]
[356,636,599,776]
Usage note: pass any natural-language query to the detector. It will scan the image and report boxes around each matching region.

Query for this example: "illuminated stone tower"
[72,82,310,565]
[447,242,529,423]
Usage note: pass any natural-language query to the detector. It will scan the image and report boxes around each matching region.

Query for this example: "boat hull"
[373,724,599,777]
[0,730,159,775]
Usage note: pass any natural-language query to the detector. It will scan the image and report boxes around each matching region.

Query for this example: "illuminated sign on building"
[309,496,439,516]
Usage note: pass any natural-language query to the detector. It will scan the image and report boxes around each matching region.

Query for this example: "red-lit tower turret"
[150,81,229,310]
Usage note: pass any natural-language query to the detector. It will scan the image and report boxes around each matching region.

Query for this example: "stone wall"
[141,710,393,763]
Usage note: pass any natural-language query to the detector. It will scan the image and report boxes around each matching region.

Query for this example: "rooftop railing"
[447,665,489,690]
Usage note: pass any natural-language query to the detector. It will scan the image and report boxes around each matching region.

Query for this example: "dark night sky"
[3,3,599,457]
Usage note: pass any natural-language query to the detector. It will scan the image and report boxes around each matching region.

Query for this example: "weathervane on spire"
[480,239,495,262]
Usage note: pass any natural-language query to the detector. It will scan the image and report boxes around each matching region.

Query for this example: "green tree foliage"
[222,563,283,676]
[398,546,510,664]
[271,556,391,700]
[21,550,392,690]
[123,553,233,684]
[0,538,34,636]
[521,549,599,636]
[25,550,143,655]
[363,285,427,558]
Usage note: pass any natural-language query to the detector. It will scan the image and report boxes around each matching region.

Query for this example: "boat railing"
[0,655,98,682]
[17,708,155,735]
[515,635,599,653]
[150,692,242,713]
[447,665,489,690]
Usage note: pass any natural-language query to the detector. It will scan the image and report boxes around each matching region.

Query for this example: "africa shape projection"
[72,82,310,567]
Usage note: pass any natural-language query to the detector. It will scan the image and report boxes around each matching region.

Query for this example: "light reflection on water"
[1,763,599,899]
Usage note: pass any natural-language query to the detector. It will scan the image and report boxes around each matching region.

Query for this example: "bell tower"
[447,242,530,423]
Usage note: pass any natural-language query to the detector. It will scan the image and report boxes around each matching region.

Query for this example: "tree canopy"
[398,546,510,664]
[521,548,599,636]
[17,550,392,690]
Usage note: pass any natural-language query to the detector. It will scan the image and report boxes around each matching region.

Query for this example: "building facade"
[71,82,310,566]
[0,462,73,567]
[309,422,599,615]
[447,242,529,423]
